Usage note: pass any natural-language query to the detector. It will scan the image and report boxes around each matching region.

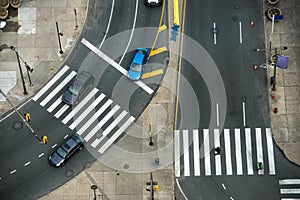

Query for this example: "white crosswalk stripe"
[174,128,276,177]
[32,68,136,155]
[279,179,300,199]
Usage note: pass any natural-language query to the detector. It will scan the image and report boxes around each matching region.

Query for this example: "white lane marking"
[10,170,16,174]
[91,110,127,148]
[216,103,219,127]
[119,0,139,64]
[33,65,69,101]
[235,128,243,175]
[38,153,44,158]
[239,21,242,44]
[229,197,234,200]
[62,88,99,124]
[255,128,264,175]
[279,179,300,185]
[24,162,31,166]
[224,129,232,175]
[183,130,190,176]
[242,102,246,126]
[81,38,154,94]
[193,130,200,176]
[266,128,275,175]
[52,144,57,148]
[47,95,63,113]
[40,71,77,107]
[84,105,120,142]
[245,128,253,175]
[222,183,226,190]
[98,116,135,154]
[280,198,300,200]
[175,130,180,177]
[175,178,188,200]
[64,134,69,139]
[214,129,221,176]
[77,99,113,135]
[280,189,300,194]
[69,93,105,130]
[54,104,69,118]
[213,22,217,45]
[99,0,115,49]
[203,129,211,176]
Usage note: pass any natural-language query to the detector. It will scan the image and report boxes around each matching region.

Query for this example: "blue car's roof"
[133,51,145,64]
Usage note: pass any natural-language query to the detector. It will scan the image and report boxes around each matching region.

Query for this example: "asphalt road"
[0,0,167,199]
[175,0,300,199]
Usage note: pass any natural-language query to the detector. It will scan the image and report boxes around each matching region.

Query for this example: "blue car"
[128,48,148,81]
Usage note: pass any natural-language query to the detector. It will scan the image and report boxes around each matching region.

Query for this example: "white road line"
[222,183,226,190]
[33,65,69,101]
[266,128,275,175]
[81,38,154,94]
[84,105,120,142]
[224,129,232,175]
[255,128,264,175]
[69,93,105,130]
[193,130,200,176]
[216,103,219,127]
[47,95,63,113]
[242,102,246,126]
[183,130,190,176]
[10,170,16,174]
[203,129,211,176]
[280,198,300,200]
[24,162,31,166]
[40,71,77,107]
[77,99,113,135]
[54,104,69,118]
[91,110,128,148]
[175,179,188,200]
[213,22,217,45]
[280,189,300,194]
[279,179,300,185]
[214,129,221,176]
[64,134,69,139]
[52,144,57,148]
[99,0,115,49]
[62,88,99,124]
[118,0,138,64]
[98,116,135,154]
[38,153,44,158]
[175,130,181,177]
[239,21,243,44]
[245,128,253,175]
[235,128,243,175]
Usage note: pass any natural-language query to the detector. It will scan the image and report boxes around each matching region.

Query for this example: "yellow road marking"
[174,0,186,130]
[149,46,168,57]
[158,24,167,32]
[173,0,180,25]
[142,69,164,79]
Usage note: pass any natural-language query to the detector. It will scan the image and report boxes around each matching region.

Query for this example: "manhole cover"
[232,16,238,22]
[65,169,74,178]
[13,121,23,130]
[84,162,92,169]
[123,164,129,169]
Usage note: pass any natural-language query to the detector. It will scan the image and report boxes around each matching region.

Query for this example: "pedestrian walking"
[42,135,48,144]
[214,147,221,155]
[24,113,30,122]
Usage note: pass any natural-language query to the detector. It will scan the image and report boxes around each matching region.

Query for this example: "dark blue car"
[128,48,148,81]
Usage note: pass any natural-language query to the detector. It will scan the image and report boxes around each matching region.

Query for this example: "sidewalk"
[264,0,300,165]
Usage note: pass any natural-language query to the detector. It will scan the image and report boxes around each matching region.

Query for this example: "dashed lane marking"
[52,144,57,148]
[10,170,16,175]
[24,162,31,167]
[38,153,44,158]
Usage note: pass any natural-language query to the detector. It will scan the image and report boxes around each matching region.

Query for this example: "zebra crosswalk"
[174,128,276,177]
[32,65,135,154]
[279,179,300,200]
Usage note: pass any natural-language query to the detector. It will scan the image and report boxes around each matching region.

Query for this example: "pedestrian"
[214,147,221,155]
[24,113,30,122]
[42,135,48,144]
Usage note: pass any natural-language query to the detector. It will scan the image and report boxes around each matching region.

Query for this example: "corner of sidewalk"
[264,0,300,165]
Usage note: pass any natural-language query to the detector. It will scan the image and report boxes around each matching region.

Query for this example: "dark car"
[145,0,162,7]
[62,71,94,105]
[49,133,84,167]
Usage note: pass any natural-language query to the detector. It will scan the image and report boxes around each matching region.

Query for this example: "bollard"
[273,107,278,114]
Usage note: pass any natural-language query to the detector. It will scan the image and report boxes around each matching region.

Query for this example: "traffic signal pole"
[0,89,42,143]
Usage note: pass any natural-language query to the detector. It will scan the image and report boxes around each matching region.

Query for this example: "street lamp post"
[10,46,28,95]
[91,185,97,200]
[55,22,64,54]
[272,48,278,91]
